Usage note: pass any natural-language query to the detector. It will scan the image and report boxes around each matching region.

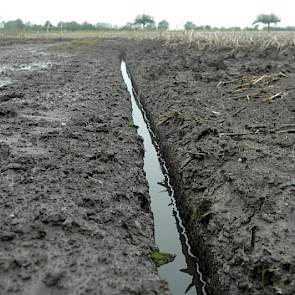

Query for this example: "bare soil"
[0,40,170,295]
[125,40,295,295]
[2,36,295,295]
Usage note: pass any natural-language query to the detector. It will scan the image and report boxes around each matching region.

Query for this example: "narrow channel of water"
[121,61,207,295]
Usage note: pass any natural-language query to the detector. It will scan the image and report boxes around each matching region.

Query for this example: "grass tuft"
[149,251,176,267]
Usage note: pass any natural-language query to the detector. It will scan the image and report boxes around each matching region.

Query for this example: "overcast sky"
[1,0,294,29]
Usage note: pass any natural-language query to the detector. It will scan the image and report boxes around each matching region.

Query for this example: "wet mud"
[2,36,295,295]
[125,40,295,295]
[0,40,170,294]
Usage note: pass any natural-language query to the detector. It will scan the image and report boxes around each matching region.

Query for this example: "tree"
[253,13,280,32]
[44,21,52,32]
[184,21,196,30]
[145,23,156,30]
[134,14,155,29]
[158,20,169,30]
[96,22,113,30]
[81,21,95,30]
[122,22,134,30]
[4,19,24,30]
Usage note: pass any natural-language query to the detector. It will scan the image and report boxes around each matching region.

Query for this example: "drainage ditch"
[121,60,207,295]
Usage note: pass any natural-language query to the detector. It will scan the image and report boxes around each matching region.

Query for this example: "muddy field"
[126,40,295,294]
[0,36,295,295]
[0,40,170,294]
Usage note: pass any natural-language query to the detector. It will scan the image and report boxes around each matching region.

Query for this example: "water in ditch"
[121,61,207,295]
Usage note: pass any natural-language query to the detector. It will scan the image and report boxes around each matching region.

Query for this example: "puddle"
[121,61,207,295]
[18,62,51,71]
[0,77,13,87]
[0,62,50,87]
[0,134,47,155]
[0,62,50,74]
[21,110,68,124]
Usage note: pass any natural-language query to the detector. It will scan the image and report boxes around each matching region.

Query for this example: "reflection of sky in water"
[0,62,49,74]
[121,61,206,295]
[0,62,50,87]
[0,77,13,87]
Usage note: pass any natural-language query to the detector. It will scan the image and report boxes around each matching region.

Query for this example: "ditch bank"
[125,39,295,295]
[0,40,170,294]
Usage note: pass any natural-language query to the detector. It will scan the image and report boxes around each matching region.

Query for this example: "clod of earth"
[0,107,17,118]
[192,200,212,224]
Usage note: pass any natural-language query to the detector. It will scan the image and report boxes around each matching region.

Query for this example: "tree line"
[1,19,117,31]
[0,13,293,32]
[0,15,169,32]
[184,14,284,32]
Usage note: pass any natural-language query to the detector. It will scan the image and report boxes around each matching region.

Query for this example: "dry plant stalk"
[161,31,295,51]
[158,110,185,125]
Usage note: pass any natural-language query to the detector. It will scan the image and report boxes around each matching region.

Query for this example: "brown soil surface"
[0,40,169,295]
[125,40,295,295]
